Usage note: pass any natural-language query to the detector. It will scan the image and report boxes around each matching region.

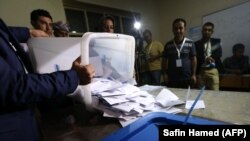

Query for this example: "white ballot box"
[27,33,135,102]
[27,37,81,73]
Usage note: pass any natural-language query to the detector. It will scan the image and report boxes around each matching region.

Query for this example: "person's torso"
[164,38,195,80]
[225,56,248,69]
[144,41,163,71]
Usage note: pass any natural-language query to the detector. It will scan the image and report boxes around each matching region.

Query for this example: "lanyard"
[146,42,153,55]
[173,37,186,59]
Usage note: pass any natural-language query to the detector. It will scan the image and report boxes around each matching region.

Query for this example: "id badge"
[176,59,182,67]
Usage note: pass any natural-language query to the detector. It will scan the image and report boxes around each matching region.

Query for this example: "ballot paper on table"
[102,95,130,105]
[117,84,141,94]
[185,100,205,109]
[99,91,126,97]
[155,88,184,107]
[91,79,123,94]
[139,85,163,92]
[103,108,122,118]
[128,96,155,107]
[119,107,183,127]
[112,102,140,113]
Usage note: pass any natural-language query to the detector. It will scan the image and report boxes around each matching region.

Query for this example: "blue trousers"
[144,70,162,85]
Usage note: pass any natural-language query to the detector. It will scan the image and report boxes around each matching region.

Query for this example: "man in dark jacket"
[195,22,224,90]
[0,18,94,141]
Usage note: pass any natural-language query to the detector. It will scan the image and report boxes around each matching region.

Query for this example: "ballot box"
[27,33,135,102]
[27,33,135,82]
[102,112,227,141]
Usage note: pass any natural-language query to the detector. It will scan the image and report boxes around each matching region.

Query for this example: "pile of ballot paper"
[90,78,185,127]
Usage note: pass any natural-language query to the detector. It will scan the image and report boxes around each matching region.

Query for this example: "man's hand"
[72,57,95,85]
[30,29,50,37]
[205,56,215,64]
[191,74,197,86]
[163,73,168,86]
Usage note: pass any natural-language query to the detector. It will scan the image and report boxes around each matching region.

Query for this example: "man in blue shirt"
[0,18,94,141]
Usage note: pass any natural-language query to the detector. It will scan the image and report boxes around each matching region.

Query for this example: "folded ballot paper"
[155,88,185,107]
[185,86,205,110]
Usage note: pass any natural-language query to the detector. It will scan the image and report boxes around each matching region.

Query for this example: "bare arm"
[191,56,197,84]
[162,58,168,84]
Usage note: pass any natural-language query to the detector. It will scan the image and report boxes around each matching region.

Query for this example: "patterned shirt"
[163,37,196,81]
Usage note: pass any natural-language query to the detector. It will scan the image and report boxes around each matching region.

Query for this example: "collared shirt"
[163,38,196,81]
[204,40,212,57]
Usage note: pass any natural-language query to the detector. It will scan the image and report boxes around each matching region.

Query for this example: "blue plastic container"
[102,112,227,141]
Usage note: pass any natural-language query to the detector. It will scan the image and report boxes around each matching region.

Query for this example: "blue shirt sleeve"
[0,56,79,107]
[8,27,30,43]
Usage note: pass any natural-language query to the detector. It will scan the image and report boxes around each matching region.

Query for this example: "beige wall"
[0,0,248,44]
[157,0,248,43]
[0,0,66,28]
[76,0,248,44]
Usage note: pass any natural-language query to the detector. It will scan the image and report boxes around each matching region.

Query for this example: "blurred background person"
[101,15,115,33]
[30,9,53,36]
[223,43,249,74]
[53,21,69,37]
[142,29,164,85]
[195,22,223,90]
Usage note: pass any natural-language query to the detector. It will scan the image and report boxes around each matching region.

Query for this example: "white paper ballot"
[117,84,141,94]
[112,102,139,113]
[102,95,129,105]
[139,85,163,92]
[99,91,125,97]
[91,79,123,94]
[185,100,205,109]
[155,88,184,107]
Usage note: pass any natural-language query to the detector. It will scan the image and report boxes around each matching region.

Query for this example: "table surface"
[167,88,250,124]
[42,88,250,141]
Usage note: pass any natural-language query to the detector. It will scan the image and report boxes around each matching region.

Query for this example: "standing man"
[30,9,53,36]
[162,18,197,88]
[195,22,223,90]
[142,29,164,85]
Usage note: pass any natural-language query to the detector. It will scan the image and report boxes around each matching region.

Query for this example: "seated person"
[53,21,69,37]
[223,43,249,74]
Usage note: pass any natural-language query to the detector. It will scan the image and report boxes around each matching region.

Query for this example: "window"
[63,0,140,37]
[87,11,103,32]
[65,9,87,33]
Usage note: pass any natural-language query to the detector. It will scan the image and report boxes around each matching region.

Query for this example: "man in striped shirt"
[162,18,197,88]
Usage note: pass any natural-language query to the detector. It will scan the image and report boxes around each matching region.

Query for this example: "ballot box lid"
[102,112,227,141]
